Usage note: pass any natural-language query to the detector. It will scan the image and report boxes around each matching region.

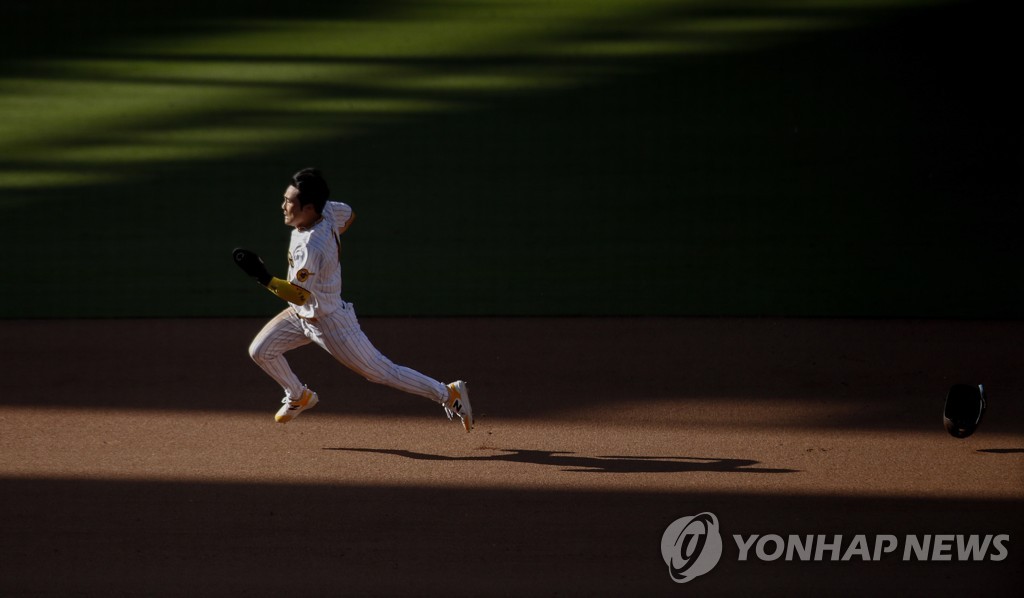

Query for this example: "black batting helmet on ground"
[943,384,987,439]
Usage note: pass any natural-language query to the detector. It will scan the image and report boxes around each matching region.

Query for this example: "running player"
[246,168,473,431]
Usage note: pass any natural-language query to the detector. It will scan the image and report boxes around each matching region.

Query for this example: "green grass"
[0,0,1019,318]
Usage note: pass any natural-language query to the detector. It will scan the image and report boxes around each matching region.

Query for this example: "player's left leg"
[249,308,313,404]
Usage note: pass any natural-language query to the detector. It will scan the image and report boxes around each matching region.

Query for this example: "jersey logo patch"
[296,268,314,283]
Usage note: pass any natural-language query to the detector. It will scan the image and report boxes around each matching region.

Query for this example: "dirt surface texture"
[1,317,1022,596]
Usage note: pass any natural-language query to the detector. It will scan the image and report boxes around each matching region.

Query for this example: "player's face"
[282,185,316,229]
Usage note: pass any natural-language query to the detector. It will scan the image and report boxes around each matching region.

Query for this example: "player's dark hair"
[291,167,330,214]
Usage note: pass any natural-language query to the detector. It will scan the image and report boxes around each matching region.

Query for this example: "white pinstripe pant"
[248,303,448,405]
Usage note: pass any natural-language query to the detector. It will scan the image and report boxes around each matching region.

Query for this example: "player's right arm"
[325,201,355,235]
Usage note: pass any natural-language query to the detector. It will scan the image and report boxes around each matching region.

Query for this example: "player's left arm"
[233,248,310,305]
[267,277,310,305]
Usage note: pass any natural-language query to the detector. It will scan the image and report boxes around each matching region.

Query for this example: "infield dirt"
[0,317,1021,595]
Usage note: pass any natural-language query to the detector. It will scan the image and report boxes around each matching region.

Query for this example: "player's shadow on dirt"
[325,448,798,474]
[976,448,1024,454]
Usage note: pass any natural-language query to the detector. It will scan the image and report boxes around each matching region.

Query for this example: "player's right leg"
[248,308,316,421]
[311,304,473,431]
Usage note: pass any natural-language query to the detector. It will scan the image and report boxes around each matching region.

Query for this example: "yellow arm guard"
[266,277,310,305]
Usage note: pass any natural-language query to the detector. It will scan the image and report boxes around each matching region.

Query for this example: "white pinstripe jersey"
[287,201,354,319]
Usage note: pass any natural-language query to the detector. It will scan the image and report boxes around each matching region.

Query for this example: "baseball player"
[242,168,473,431]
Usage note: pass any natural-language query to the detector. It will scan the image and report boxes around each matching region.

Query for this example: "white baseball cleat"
[445,381,473,432]
[275,387,319,423]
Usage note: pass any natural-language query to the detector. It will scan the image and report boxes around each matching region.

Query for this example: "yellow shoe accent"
[446,381,473,433]
[447,386,461,408]
[275,388,318,423]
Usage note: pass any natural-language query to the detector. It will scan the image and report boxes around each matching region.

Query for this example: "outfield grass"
[0,0,1019,317]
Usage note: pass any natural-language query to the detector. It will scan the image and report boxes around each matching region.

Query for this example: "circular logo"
[661,512,723,583]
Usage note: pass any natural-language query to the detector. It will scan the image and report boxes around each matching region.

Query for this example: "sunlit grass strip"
[0,170,121,191]
[14,58,383,87]
[0,0,947,195]
[0,77,256,150]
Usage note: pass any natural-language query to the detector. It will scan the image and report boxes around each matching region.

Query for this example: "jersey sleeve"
[288,242,318,288]
[325,201,355,235]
